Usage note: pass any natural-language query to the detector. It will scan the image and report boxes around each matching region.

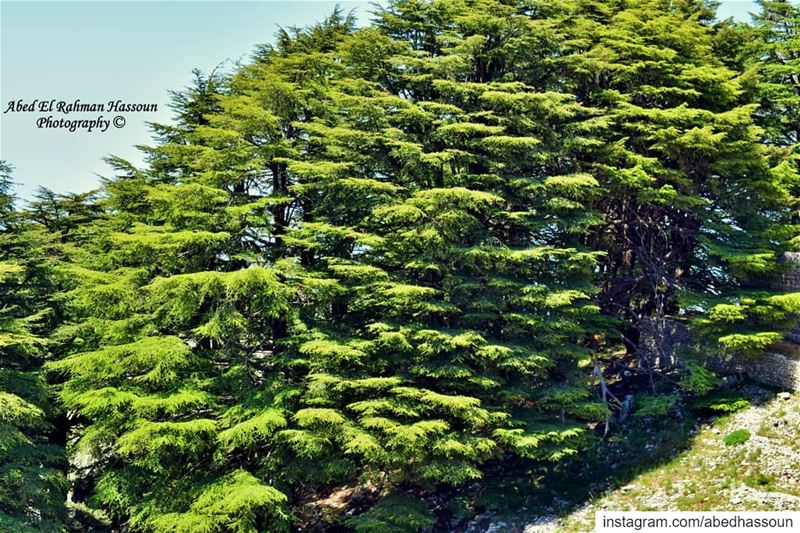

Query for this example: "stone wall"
[705,342,800,391]
[637,253,800,391]
[638,318,800,391]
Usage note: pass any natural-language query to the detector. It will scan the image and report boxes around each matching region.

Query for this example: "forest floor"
[464,384,800,533]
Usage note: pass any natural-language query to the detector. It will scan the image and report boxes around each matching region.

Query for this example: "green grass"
[744,472,778,492]
[554,390,800,531]
[723,429,751,446]
[459,386,799,532]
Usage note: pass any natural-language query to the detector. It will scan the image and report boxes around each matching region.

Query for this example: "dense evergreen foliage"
[0,164,68,532]
[1,1,799,531]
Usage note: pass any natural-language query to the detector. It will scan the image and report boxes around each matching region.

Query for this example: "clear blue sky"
[0,1,767,199]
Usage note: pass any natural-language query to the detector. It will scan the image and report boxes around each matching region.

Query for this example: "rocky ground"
[464,386,800,533]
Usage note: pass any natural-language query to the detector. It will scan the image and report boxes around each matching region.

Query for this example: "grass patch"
[723,429,751,446]
[744,472,778,492]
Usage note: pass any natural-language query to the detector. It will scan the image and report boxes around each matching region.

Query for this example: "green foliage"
[717,332,784,356]
[722,429,751,446]
[744,471,778,492]
[690,393,751,414]
[747,1,800,148]
[4,1,800,531]
[634,395,679,417]
[347,494,434,533]
[678,362,720,395]
[0,162,69,532]
[147,471,290,533]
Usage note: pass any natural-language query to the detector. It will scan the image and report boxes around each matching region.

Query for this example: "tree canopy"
[1,1,799,531]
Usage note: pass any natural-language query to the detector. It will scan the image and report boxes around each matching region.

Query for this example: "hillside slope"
[465,386,800,533]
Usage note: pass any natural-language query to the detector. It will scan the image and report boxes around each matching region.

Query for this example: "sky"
[0,1,770,199]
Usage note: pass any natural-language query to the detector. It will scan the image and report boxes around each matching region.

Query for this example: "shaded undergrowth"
[439,381,766,531]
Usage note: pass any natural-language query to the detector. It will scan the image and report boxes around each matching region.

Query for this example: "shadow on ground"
[443,382,774,532]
